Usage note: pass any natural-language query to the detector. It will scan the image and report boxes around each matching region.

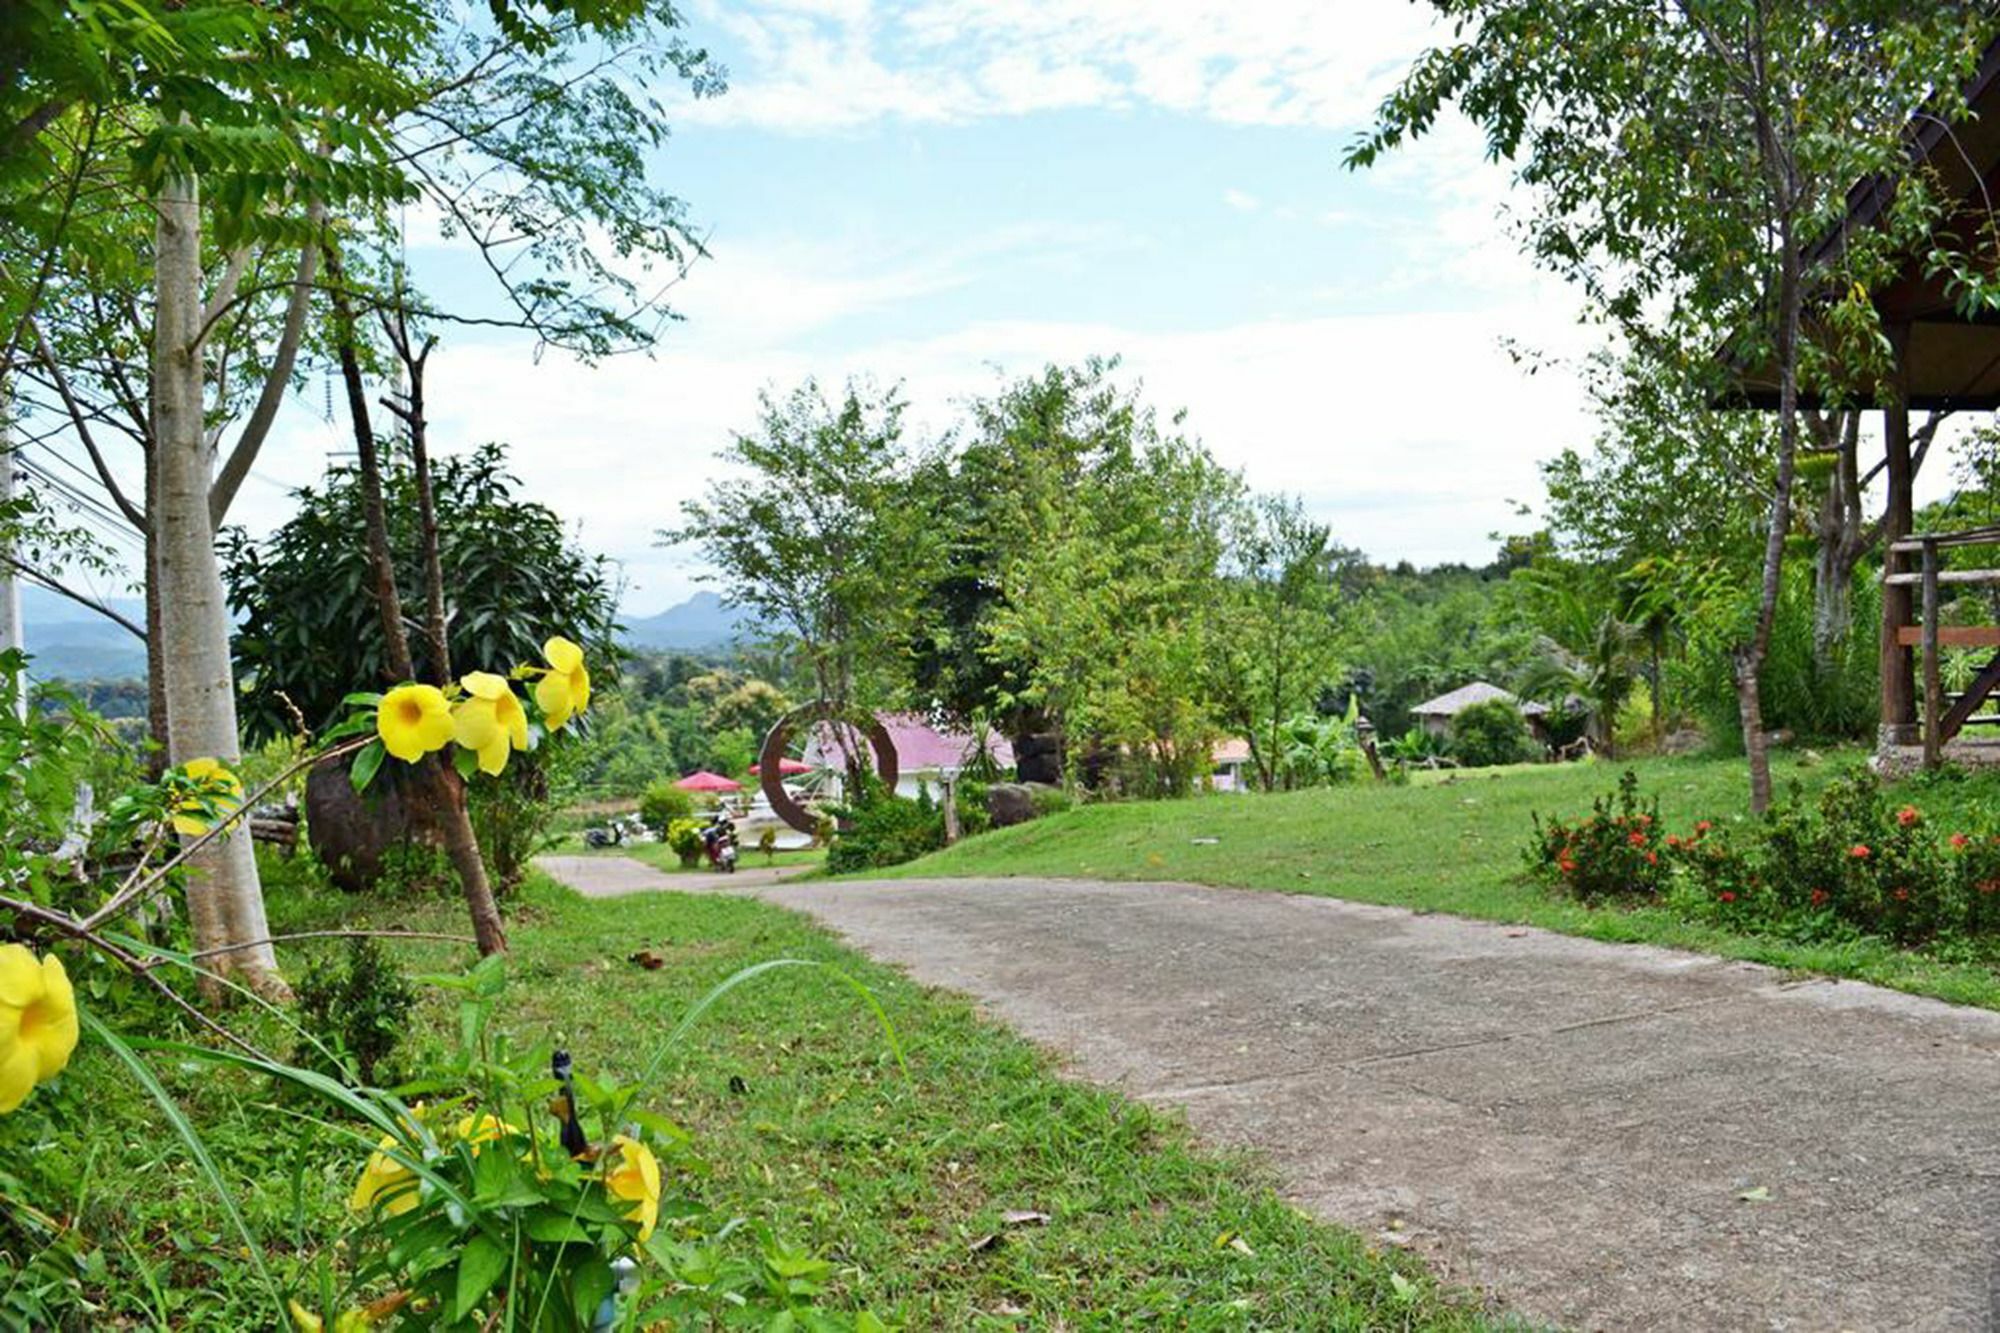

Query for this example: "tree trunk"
[151,169,284,995]
[329,260,506,956]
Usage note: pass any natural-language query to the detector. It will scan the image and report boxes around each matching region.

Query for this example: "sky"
[235,0,1605,617]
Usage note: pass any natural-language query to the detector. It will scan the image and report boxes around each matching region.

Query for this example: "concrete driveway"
[741,876,2000,1331]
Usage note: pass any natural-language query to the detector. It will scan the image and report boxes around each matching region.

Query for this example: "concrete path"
[536,854,807,898]
[745,877,2000,1332]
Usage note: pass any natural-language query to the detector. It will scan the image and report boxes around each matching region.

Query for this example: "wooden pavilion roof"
[1732,36,2000,411]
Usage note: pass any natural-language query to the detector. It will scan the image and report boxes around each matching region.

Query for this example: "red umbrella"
[748,758,813,776]
[674,770,743,793]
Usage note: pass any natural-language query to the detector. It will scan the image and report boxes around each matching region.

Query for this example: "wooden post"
[940,770,959,846]
[1879,326,1917,748]
[1922,536,1942,769]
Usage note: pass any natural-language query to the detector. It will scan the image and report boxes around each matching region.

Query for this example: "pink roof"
[803,711,1015,773]
[675,770,743,792]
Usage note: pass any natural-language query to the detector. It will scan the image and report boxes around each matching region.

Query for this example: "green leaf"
[349,740,385,792]
[453,1231,508,1321]
[524,1211,593,1244]
[453,745,479,780]
[570,1254,614,1328]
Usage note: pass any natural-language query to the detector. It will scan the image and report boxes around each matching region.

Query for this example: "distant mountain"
[17,584,148,681]
[620,591,756,652]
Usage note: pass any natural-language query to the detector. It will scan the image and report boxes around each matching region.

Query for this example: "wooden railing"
[1885,526,2000,766]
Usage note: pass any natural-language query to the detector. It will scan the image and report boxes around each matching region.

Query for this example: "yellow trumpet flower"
[0,946,79,1114]
[604,1134,661,1241]
[171,757,244,837]
[376,684,455,763]
[451,672,529,776]
[532,636,591,731]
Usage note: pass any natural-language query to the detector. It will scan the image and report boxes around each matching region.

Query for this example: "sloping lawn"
[7,868,1500,1330]
[866,752,2000,1011]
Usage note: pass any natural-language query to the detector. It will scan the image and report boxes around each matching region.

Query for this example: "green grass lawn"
[8,864,1498,1330]
[865,751,2000,1011]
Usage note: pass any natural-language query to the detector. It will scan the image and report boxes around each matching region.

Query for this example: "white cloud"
[681,0,1445,133]
[1222,187,1260,213]
[231,235,1597,617]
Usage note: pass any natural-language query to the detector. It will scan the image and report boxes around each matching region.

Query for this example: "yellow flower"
[452,1111,522,1151]
[532,636,591,730]
[288,1299,380,1332]
[376,684,455,763]
[450,673,529,776]
[349,1132,422,1216]
[171,757,244,837]
[349,1106,431,1217]
[604,1134,661,1241]
[0,946,79,1114]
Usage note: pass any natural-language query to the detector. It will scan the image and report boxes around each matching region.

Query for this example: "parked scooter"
[700,810,738,873]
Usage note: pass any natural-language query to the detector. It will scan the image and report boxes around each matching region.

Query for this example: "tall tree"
[1218,494,1341,791]
[667,379,940,760]
[1354,1,1992,811]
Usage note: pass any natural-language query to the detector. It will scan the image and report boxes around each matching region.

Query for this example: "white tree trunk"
[151,169,283,995]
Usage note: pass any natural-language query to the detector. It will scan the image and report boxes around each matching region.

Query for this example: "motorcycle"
[582,813,647,849]
[700,811,738,873]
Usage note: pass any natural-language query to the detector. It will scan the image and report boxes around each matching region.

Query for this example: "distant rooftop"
[1409,681,1546,718]
[803,711,1015,773]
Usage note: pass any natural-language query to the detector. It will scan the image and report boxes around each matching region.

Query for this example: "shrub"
[1030,786,1074,819]
[826,782,944,873]
[955,779,992,836]
[470,743,580,893]
[292,936,417,1087]
[1530,766,2000,948]
[1450,698,1536,768]
[1526,769,1669,902]
[638,780,695,836]
[666,817,706,867]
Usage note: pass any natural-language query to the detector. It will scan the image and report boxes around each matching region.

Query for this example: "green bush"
[666,817,706,867]
[1526,769,1669,903]
[955,779,992,836]
[639,780,696,836]
[826,782,944,873]
[292,936,417,1087]
[1030,786,1074,818]
[1450,698,1536,768]
[1531,767,2000,948]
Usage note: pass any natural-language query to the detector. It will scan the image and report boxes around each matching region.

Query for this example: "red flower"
[1850,844,1871,859]
[1637,814,1653,826]
[1980,879,2000,896]
[1897,805,1921,828]
[1695,820,1713,834]
[1645,851,1658,866]
[1810,888,1829,907]
[1892,886,1911,902]
[1951,833,1971,850]
[1666,835,1684,849]
[1718,891,1737,903]
[1627,831,1647,847]
[1559,858,1577,874]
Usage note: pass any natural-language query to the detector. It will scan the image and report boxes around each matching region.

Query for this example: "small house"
[1408,682,1550,742]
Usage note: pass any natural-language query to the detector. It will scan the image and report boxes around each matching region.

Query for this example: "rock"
[1658,728,1707,756]
[987,782,1038,828]
[304,756,448,893]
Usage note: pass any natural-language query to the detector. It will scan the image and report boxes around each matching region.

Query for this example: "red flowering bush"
[1526,770,1670,903]
[1529,767,2000,948]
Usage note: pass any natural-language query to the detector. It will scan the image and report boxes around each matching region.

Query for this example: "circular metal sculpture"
[759,702,898,835]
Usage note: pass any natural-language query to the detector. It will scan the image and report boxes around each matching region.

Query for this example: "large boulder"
[986,781,1064,829]
[304,757,449,892]
[986,782,1037,829]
